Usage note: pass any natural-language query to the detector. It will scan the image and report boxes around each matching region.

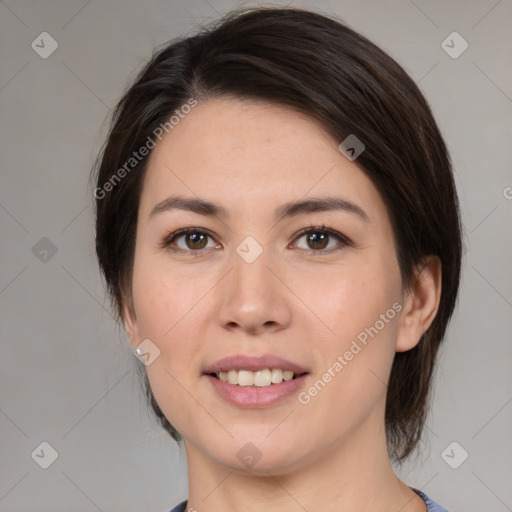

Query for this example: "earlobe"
[395,255,442,353]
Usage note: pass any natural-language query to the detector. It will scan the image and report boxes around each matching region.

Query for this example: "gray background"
[1,0,511,511]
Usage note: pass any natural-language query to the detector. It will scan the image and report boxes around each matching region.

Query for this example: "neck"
[183,402,426,512]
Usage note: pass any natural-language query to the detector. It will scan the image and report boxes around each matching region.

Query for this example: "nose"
[215,245,292,335]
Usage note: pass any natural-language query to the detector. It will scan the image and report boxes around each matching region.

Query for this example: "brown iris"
[306,231,329,250]
[185,232,208,250]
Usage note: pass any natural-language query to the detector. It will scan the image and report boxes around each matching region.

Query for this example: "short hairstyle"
[92,6,463,463]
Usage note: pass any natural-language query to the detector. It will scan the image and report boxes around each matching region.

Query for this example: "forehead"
[139,98,388,229]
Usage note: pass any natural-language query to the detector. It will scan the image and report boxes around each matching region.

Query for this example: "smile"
[212,368,305,387]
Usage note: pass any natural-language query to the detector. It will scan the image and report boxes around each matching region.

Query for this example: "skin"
[123,98,442,512]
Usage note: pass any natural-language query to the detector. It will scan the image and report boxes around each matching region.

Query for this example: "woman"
[93,7,462,511]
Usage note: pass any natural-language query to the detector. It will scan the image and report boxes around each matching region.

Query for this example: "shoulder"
[413,488,449,512]
[169,500,188,512]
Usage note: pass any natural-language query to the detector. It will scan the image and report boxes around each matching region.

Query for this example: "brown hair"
[92,6,463,463]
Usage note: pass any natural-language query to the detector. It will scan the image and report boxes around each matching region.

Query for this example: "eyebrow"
[148,195,370,223]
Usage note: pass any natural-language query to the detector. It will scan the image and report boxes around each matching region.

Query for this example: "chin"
[203,435,313,476]
[223,453,305,476]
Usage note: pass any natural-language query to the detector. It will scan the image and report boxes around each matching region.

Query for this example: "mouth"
[203,354,310,407]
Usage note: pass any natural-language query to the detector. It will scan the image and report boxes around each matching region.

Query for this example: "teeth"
[216,368,297,387]
[238,370,254,386]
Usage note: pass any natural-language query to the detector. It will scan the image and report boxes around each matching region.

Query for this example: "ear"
[395,255,442,352]
[122,297,141,350]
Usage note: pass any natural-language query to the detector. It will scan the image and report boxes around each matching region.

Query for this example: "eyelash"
[159,224,352,257]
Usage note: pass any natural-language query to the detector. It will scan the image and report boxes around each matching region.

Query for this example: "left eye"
[292,226,350,253]
[160,226,350,254]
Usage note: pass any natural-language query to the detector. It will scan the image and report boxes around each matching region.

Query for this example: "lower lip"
[205,374,308,408]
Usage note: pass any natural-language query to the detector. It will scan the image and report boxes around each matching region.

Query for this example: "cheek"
[131,260,207,432]
[131,252,219,375]
[308,259,400,342]
[131,250,201,338]
[299,257,401,411]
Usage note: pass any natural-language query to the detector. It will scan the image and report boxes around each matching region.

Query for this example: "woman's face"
[125,98,417,473]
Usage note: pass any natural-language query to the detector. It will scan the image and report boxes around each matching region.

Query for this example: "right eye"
[159,228,221,255]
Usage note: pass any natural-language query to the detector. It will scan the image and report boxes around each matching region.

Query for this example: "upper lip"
[203,354,309,375]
